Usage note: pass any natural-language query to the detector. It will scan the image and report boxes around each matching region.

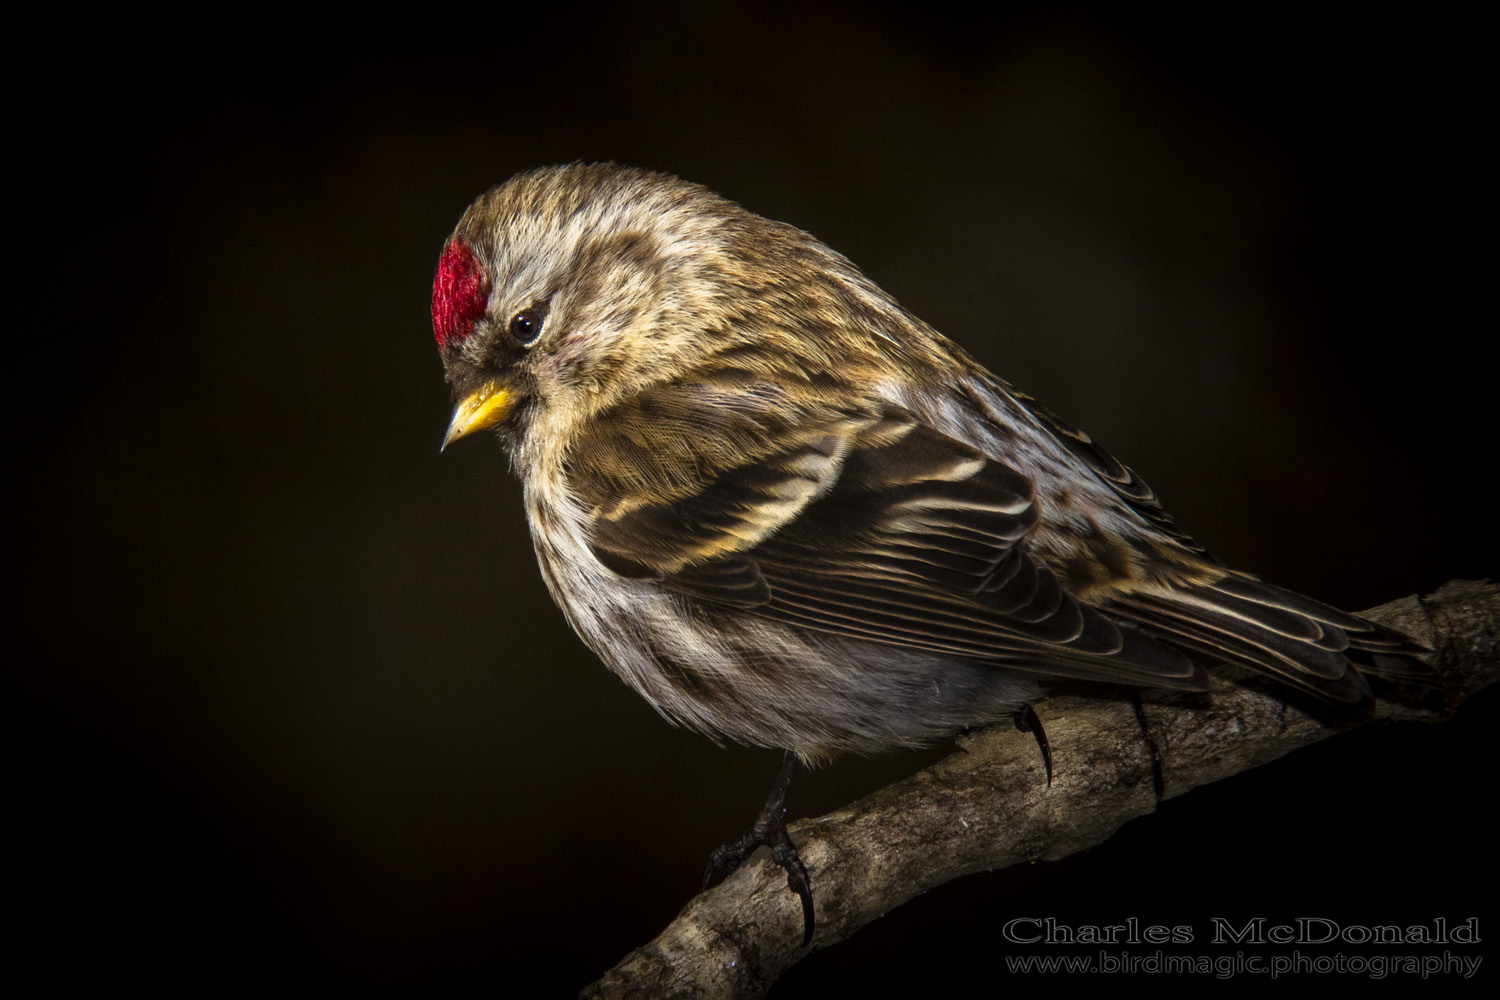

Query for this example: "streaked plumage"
[433,163,1418,765]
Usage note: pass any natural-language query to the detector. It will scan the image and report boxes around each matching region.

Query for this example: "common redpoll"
[431,163,1420,941]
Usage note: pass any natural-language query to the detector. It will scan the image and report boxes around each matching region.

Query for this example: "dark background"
[13,4,1494,992]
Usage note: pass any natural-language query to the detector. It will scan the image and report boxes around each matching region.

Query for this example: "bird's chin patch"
[442,381,513,449]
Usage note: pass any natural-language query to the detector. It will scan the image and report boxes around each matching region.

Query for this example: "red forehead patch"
[431,239,490,349]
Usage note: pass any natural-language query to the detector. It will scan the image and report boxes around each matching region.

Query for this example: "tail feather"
[1108,574,1430,703]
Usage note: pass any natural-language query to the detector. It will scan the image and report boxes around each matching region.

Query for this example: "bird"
[431,163,1421,941]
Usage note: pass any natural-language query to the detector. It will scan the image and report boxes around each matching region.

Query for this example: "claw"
[702,750,815,945]
[1014,703,1053,787]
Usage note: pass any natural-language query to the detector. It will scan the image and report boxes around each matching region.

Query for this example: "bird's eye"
[508,308,546,346]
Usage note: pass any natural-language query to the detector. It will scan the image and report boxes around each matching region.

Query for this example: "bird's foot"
[702,750,815,946]
[1014,702,1053,787]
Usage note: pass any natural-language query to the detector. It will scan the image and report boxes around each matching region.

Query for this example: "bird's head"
[432,163,836,461]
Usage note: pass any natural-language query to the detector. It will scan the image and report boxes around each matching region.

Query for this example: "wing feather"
[581,396,1411,702]
[588,404,1208,689]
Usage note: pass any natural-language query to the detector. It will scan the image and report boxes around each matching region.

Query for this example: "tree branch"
[582,579,1499,1000]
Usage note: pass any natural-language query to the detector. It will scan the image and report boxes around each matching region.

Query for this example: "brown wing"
[586,406,1210,690]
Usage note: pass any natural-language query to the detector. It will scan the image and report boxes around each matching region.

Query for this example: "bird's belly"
[549,553,1033,759]
[526,487,1038,760]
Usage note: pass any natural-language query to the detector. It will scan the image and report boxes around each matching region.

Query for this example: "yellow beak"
[441,381,513,450]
